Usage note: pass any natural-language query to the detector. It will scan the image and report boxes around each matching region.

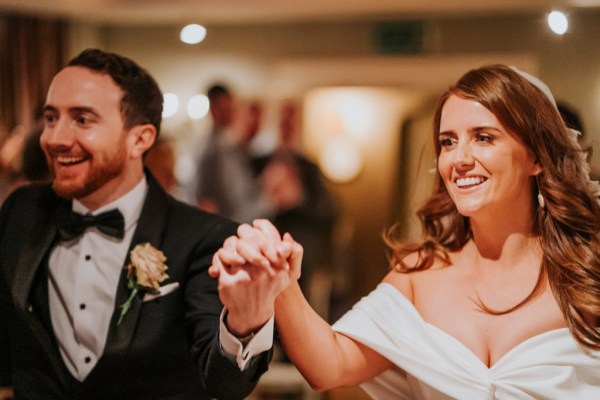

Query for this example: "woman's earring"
[536,175,545,209]
[537,192,545,209]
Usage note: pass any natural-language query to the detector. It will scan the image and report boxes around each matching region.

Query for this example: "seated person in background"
[211,64,600,399]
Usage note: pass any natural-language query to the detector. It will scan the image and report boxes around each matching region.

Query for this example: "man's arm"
[185,218,272,400]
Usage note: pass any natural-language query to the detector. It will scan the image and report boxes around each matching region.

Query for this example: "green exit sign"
[373,21,423,55]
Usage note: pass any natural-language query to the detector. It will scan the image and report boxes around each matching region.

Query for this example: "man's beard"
[51,150,126,200]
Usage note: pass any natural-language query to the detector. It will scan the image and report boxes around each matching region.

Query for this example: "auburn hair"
[385,64,600,349]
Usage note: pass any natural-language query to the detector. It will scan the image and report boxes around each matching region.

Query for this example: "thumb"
[283,232,303,280]
[208,264,220,278]
[208,254,222,278]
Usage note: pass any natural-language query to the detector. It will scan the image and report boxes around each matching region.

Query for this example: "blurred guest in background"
[195,84,277,222]
[254,101,339,307]
[235,100,264,153]
[0,117,49,205]
[0,126,28,204]
[144,136,193,203]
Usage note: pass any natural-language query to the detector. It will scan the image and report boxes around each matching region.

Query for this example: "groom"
[0,49,274,399]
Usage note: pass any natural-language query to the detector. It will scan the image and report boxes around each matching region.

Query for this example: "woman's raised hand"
[208,219,303,336]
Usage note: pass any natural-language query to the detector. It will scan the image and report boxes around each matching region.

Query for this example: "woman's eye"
[439,137,455,147]
[476,134,493,143]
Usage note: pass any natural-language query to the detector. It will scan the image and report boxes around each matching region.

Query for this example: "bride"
[211,64,600,399]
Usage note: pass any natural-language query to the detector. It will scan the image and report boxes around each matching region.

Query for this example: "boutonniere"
[117,243,169,325]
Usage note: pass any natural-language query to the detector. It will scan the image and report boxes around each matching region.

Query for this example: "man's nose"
[41,118,74,148]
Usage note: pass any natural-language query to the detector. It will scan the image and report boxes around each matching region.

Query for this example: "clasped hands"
[208,219,303,338]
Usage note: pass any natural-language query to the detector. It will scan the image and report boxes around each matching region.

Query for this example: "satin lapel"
[13,225,57,309]
[103,174,169,355]
[12,195,73,389]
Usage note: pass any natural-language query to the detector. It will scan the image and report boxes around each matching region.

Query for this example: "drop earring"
[536,175,545,209]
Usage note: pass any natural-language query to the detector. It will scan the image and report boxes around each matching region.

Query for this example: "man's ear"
[129,124,156,158]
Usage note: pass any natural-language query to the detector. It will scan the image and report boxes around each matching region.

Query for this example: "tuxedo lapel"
[13,222,57,310]
[11,193,74,389]
[103,173,169,356]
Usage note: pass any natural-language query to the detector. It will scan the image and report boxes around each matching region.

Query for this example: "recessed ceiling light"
[180,24,207,44]
[548,11,568,35]
[162,93,179,118]
[187,94,210,119]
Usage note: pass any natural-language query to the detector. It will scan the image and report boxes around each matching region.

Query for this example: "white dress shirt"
[48,176,274,380]
[48,178,148,380]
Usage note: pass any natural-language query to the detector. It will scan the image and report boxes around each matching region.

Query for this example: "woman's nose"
[452,140,474,168]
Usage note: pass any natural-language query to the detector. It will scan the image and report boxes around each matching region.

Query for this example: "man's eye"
[76,116,89,125]
[44,114,56,124]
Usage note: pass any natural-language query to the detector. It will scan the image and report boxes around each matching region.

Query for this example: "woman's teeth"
[456,176,485,188]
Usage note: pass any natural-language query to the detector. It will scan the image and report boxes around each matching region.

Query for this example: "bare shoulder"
[382,251,451,303]
[382,270,414,301]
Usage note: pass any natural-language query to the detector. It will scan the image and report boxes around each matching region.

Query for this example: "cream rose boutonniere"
[117,243,169,325]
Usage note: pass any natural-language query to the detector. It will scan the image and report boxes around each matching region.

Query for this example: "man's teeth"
[57,156,85,165]
[456,176,484,187]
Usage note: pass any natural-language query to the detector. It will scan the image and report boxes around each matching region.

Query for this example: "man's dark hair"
[207,84,230,105]
[68,48,163,135]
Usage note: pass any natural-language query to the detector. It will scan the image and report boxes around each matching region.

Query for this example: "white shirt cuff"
[219,309,275,370]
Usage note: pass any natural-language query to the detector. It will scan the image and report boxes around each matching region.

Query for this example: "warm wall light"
[318,138,363,183]
[162,93,179,118]
[180,24,207,44]
[548,11,568,35]
[187,94,210,119]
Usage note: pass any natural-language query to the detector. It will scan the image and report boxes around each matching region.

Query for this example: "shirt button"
[84,356,91,364]
[27,304,33,313]
[85,255,91,261]
[80,303,86,310]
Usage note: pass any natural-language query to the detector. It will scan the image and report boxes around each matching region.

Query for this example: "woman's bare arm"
[211,219,393,390]
[275,281,392,391]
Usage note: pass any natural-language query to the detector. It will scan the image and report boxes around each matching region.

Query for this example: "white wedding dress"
[332,283,600,399]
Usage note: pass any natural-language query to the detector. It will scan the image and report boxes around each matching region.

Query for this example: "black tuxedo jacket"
[0,173,271,399]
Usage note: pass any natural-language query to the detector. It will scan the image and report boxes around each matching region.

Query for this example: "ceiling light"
[162,93,179,118]
[180,24,207,44]
[187,94,210,119]
[548,11,568,35]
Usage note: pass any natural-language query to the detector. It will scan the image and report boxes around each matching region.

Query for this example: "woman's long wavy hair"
[385,64,600,349]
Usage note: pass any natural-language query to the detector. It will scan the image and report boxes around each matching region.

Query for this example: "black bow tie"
[57,206,125,241]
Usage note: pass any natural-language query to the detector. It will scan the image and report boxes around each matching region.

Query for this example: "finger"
[208,261,220,278]
[223,236,239,252]
[253,219,288,266]
[253,219,282,243]
[236,237,271,269]
[209,251,225,278]
[217,245,246,267]
[238,223,261,247]
[283,232,303,280]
